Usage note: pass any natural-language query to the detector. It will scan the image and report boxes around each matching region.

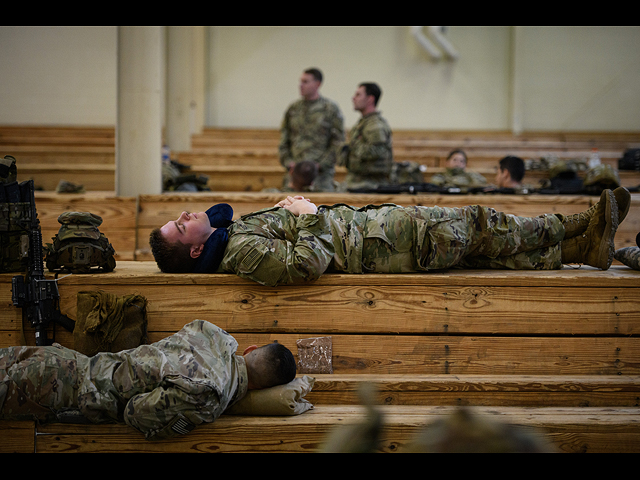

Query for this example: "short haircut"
[359,82,382,106]
[149,228,197,273]
[257,342,297,389]
[499,156,525,182]
[291,160,318,189]
[304,68,323,83]
[447,149,468,165]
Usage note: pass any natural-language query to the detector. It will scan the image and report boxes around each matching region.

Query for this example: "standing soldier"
[279,68,345,192]
[339,82,393,192]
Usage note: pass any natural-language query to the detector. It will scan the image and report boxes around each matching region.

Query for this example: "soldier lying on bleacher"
[0,320,298,440]
[149,187,631,287]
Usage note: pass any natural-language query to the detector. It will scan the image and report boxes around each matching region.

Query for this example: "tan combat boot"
[560,189,619,269]
[560,186,630,239]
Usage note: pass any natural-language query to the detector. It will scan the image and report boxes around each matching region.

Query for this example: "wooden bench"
[23,191,638,264]
[4,404,640,453]
[2,125,638,192]
[1,263,640,452]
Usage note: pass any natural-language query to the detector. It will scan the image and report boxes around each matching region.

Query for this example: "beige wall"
[1,26,639,132]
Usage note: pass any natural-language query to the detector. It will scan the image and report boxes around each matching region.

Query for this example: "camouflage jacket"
[218,203,564,286]
[0,320,248,440]
[430,167,488,188]
[219,203,434,286]
[278,96,345,172]
[340,112,393,190]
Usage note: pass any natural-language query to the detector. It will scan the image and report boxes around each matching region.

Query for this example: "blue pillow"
[192,204,234,273]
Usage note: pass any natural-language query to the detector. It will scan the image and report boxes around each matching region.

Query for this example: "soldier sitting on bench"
[149,188,631,287]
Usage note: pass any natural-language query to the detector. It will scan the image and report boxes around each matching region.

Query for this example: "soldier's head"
[496,156,525,188]
[446,149,468,169]
[300,68,323,100]
[149,211,215,273]
[242,342,297,390]
[353,82,382,115]
[289,160,319,191]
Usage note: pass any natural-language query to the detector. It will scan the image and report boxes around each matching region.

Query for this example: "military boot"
[560,189,619,269]
[560,186,630,239]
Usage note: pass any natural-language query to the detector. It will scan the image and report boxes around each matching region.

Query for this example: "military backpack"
[1,156,32,273]
[45,211,116,273]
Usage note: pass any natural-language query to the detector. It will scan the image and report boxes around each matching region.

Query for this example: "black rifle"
[10,179,75,346]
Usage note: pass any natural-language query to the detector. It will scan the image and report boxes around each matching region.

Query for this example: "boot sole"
[596,190,619,270]
[613,187,631,224]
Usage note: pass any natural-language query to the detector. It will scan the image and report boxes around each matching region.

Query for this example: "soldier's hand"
[283,197,317,216]
[275,195,311,208]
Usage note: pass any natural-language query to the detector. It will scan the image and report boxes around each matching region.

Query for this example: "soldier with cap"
[149,187,632,287]
[278,68,345,192]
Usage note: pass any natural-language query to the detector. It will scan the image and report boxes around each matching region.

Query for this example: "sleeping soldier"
[0,320,296,440]
[149,188,631,287]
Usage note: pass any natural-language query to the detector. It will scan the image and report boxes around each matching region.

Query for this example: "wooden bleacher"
[1,126,640,452]
[2,125,640,191]
[1,263,640,452]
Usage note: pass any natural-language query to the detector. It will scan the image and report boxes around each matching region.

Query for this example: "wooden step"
[2,262,640,375]
[1,405,636,452]
[308,374,640,408]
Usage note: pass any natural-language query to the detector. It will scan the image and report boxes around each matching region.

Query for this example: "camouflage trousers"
[362,205,565,273]
[0,344,83,422]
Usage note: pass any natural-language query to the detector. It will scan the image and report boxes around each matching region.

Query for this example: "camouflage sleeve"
[349,119,392,175]
[123,379,222,441]
[225,212,336,286]
[316,105,345,171]
[278,107,294,168]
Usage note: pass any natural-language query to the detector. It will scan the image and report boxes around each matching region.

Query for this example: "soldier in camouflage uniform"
[0,320,296,440]
[430,149,488,190]
[279,68,345,192]
[338,82,393,192]
[149,187,631,287]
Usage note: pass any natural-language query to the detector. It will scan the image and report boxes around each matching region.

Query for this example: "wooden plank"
[306,374,640,407]
[0,420,35,453]
[32,405,640,453]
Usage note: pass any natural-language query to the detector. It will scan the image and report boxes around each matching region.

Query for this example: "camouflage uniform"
[279,96,345,192]
[0,320,248,440]
[218,203,564,287]
[614,247,640,270]
[430,168,488,189]
[339,112,393,191]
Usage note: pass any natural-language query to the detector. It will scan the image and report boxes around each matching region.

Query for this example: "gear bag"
[45,211,116,273]
[1,156,32,273]
[582,163,621,195]
[73,291,148,356]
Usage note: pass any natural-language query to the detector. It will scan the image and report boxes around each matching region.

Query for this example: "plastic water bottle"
[588,148,601,168]
[162,144,170,163]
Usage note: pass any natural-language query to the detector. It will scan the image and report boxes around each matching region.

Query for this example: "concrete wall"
[1,26,639,132]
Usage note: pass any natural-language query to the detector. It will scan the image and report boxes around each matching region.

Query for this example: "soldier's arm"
[278,109,294,168]
[316,107,345,171]
[123,382,222,441]
[224,211,335,286]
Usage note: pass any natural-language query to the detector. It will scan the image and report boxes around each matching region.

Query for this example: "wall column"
[116,26,163,196]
